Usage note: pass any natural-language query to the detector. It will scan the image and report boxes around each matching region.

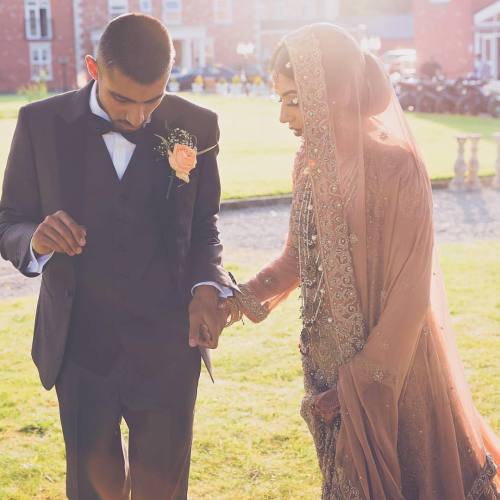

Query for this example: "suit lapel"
[55,81,93,221]
[150,99,194,290]
[150,111,174,211]
[150,99,196,223]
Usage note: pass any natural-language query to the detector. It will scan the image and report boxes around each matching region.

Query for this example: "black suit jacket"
[0,82,233,389]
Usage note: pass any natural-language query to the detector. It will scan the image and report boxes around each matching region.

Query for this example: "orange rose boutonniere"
[169,143,197,183]
[154,128,217,199]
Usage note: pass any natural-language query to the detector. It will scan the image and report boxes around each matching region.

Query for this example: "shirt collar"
[89,80,110,121]
[89,80,152,126]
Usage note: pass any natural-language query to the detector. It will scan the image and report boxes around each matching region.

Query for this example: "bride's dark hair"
[271,24,392,117]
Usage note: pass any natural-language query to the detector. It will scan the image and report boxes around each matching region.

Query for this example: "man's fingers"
[37,232,65,254]
[204,317,222,349]
[198,325,213,348]
[39,225,74,255]
[31,210,87,257]
[46,216,82,254]
[188,312,203,347]
[57,211,87,246]
[189,322,215,349]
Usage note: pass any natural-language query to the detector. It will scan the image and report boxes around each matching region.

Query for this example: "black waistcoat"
[67,133,183,373]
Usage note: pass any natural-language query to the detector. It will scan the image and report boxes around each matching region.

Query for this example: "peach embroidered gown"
[236,24,500,499]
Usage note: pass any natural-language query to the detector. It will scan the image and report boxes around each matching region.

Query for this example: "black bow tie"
[88,114,150,145]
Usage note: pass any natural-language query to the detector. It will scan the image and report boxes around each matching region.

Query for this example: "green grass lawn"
[0,93,499,200]
[0,241,499,499]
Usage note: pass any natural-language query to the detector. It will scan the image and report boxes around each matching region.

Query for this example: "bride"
[224,23,500,499]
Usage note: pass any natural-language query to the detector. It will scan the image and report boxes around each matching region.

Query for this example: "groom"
[0,13,233,499]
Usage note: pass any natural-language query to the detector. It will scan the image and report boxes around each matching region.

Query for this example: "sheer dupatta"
[239,24,499,499]
[289,25,499,498]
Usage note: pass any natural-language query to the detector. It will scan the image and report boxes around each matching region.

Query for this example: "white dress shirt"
[27,82,233,298]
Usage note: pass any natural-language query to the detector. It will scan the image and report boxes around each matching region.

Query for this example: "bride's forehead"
[273,72,298,95]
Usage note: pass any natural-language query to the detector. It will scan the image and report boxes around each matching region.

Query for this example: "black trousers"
[55,344,200,500]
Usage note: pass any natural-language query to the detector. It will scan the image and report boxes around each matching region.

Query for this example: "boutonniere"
[154,128,218,199]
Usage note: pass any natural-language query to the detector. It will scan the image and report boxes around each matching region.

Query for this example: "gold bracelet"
[223,297,244,328]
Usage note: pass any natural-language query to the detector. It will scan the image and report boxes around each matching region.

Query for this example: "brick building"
[73,0,257,86]
[73,1,323,87]
[414,0,500,78]
[5,0,498,94]
[0,0,76,92]
[0,0,417,93]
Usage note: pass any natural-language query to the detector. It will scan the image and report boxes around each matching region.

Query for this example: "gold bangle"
[234,284,270,323]
[223,297,244,328]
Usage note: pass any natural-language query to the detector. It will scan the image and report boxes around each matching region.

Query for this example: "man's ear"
[85,55,98,80]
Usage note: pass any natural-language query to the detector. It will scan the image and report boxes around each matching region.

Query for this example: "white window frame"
[108,0,129,20]
[476,33,499,80]
[322,0,340,20]
[163,0,182,25]
[214,0,233,24]
[25,0,52,40]
[272,0,286,20]
[29,42,53,81]
[475,2,500,25]
[139,0,153,13]
[302,0,316,20]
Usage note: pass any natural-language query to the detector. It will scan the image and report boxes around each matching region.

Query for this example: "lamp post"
[236,42,255,96]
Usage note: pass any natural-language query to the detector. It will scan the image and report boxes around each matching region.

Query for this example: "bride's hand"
[312,388,341,424]
[218,297,243,327]
[233,284,270,323]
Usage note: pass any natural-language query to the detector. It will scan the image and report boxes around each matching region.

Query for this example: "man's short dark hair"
[98,13,174,84]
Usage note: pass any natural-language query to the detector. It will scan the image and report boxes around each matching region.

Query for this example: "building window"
[139,0,153,13]
[214,0,232,24]
[25,0,52,40]
[108,0,128,19]
[321,0,339,20]
[301,0,316,20]
[272,0,286,20]
[30,42,53,81]
[163,0,182,25]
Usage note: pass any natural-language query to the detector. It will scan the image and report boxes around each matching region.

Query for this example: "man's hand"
[32,210,86,257]
[188,285,227,349]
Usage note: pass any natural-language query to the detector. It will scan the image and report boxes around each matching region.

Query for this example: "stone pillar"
[182,38,192,71]
[449,135,468,191]
[197,38,206,67]
[492,132,500,189]
[467,133,482,190]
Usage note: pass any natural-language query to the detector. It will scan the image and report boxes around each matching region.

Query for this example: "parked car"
[482,80,500,117]
[395,77,420,111]
[456,79,489,115]
[170,66,183,80]
[432,80,458,113]
[176,65,236,91]
[395,75,500,117]
[415,80,440,113]
[241,64,268,83]
[383,48,417,77]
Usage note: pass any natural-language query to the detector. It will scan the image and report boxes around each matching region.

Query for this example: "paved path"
[1,189,499,300]
[219,188,500,249]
